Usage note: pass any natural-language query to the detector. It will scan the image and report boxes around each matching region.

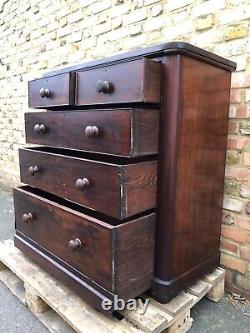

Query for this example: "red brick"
[235,216,250,230]
[220,253,248,273]
[231,73,245,88]
[225,269,234,284]
[243,152,250,166]
[228,120,238,134]
[246,201,250,214]
[235,104,250,118]
[227,136,248,149]
[240,246,250,261]
[222,211,235,225]
[230,89,242,103]
[235,272,250,292]
[240,184,250,198]
[246,74,250,88]
[225,167,250,181]
[220,238,238,254]
[221,225,250,243]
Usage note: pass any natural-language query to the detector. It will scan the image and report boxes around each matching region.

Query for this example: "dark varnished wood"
[76,58,161,105]
[19,42,235,310]
[14,186,155,311]
[28,73,75,108]
[19,147,157,219]
[25,109,159,156]
[42,42,236,78]
[151,55,232,302]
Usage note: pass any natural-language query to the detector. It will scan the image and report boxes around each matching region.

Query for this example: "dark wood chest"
[14,42,236,314]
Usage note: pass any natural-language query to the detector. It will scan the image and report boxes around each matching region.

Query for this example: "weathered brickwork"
[0,0,249,297]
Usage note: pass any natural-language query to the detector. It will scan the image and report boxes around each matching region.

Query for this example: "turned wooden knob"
[68,238,82,252]
[39,88,46,98]
[44,88,51,98]
[96,80,111,94]
[22,213,33,223]
[34,124,46,134]
[85,126,99,137]
[28,165,39,176]
[76,178,90,190]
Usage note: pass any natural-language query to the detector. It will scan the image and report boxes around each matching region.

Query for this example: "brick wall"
[0,0,249,298]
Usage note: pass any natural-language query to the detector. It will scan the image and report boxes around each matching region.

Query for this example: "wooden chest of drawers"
[14,42,236,314]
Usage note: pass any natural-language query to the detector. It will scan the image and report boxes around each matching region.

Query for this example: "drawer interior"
[26,146,157,164]
[17,185,155,225]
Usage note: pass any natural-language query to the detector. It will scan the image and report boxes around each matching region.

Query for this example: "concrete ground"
[0,189,249,333]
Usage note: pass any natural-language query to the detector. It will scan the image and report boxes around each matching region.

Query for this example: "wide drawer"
[28,73,75,108]
[76,58,161,105]
[25,109,159,157]
[14,186,155,299]
[19,147,157,219]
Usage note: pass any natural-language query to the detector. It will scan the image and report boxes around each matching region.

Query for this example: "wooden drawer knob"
[34,124,46,134]
[76,178,90,190]
[40,88,46,98]
[39,88,51,98]
[22,213,33,223]
[68,238,82,252]
[96,80,111,94]
[28,165,39,176]
[44,88,51,98]
[85,126,99,137]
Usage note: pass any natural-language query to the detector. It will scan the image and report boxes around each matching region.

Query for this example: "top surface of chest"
[28,42,236,109]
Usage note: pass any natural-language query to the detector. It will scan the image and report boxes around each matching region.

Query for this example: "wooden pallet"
[0,239,225,333]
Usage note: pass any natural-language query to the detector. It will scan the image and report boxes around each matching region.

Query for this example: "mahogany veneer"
[25,109,159,156]
[14,186,155,313]
[19,146,157,219]
[14,42,236,313]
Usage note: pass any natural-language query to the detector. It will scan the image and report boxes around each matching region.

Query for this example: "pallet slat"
[121,303,173,333]
[0,239,225,333]
[144,292,193,317]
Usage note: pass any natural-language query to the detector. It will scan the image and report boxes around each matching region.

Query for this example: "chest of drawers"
[14,42,236,314]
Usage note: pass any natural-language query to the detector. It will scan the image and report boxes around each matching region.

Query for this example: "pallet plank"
[0,261,7,271]
[0,240,135,333]
[165,311,193,333]
[144,292,193,317]
[187,280,211,298]
[121,303,173,333]
[35,310,76,333]
[202,268,225,285]
[0,240,225,333]
[0,267,75,333]
[206,278,225,303]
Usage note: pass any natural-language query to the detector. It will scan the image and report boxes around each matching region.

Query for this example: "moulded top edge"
[42,41,237,78]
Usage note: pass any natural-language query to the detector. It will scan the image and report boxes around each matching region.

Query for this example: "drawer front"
[28,73,75,108]
[14,187,113,291]
[76,58,161,106]
[25,109,159,157]
[14,186,155,297]
[19,148,157,219]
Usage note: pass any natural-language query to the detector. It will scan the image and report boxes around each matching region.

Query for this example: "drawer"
[14,186,155,299]
[28,73,75,108]
[76,58,161,106]
[25,109,159,157]
[19,147,157,219]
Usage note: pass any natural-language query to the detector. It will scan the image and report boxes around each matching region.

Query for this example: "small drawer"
[28,73,75,108]
[25,109,159,157]
[19,147,157,219]
[14,186,155,299]
[76,58,161,106]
